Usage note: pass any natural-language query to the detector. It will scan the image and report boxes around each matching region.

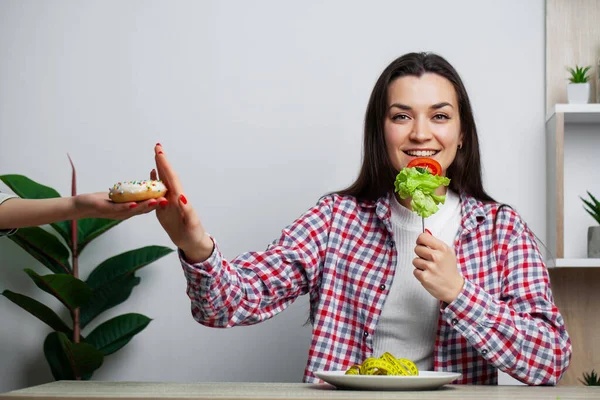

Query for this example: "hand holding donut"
[152,143,214,263]
[76,191,160,220]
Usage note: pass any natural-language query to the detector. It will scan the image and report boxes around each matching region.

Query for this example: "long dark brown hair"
[336,52,495,203]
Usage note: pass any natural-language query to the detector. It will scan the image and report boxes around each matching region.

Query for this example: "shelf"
[553,258,600,268]
[546,103,600,123]
[545,104,600,263]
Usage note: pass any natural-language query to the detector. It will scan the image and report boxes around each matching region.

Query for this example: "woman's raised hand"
[152,144,214,263]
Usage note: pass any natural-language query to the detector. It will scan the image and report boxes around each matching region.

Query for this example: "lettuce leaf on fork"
[394,167,450,218]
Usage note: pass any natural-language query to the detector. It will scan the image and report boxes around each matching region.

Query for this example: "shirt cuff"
[178,235,238,321]
[444,279,494,326]
[0,228,17,237]
[0,194,19,236]
[179,234,222,284]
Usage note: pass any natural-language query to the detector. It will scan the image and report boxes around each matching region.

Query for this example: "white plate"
[315,370,462,391]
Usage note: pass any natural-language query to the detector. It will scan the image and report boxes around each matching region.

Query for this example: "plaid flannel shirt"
[180,192,571,385]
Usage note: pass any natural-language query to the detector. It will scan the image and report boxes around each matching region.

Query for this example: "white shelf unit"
[546,104,600,268]
[554,258,600,268]
[546,103,600,123]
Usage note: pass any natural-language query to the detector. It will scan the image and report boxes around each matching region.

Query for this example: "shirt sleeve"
[443,209,572,385]
[0,191,19,236]
[179,195,334,328]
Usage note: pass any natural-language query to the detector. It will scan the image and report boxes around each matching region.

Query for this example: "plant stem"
[68,154,81,381]
[71,220,79,345]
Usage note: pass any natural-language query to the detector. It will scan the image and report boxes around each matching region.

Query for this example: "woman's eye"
[433,114,449,120]
[392,114,410,121]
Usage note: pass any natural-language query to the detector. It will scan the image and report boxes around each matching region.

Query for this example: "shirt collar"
[458,193,487,236]
[375,193,393,233]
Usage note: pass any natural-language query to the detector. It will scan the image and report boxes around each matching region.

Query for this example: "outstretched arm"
[0,192,159,230]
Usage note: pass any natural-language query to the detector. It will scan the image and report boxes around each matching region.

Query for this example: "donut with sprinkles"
[108,180,167,203]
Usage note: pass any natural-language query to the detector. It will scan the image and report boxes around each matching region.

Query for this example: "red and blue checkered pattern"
[181,193,571,385]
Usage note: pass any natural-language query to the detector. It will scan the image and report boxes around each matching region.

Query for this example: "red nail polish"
[149,200,157,206]
[180,194,188,205]
[156,143,162,146]
[129,203,138,209]
[425,229,432,235]
[158,151,163,155]
[159,200,168,207]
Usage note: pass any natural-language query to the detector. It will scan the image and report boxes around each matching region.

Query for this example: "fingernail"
[129,203,138,209]
[180,194,188,205]
[159,200,168,207]
[156,143,161,146]
[149,200,157,206]
[425,229,432,235]
[158,151,164,155]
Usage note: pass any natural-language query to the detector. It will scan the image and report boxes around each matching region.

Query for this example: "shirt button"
[363,331,369,337]
[379,284,386,291]
[482,349,488,355]
[388,240,394,247]
[451,318,458,325]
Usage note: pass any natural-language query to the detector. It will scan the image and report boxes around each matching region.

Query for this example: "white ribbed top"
[372,190,461,371]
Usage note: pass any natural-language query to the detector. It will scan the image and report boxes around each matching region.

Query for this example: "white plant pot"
[589,226,600,258]
[567,82,590,104]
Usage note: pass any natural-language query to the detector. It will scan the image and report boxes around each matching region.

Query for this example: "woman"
[151,52,571,385]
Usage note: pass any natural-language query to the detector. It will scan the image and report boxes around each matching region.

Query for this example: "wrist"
[68,196,89,220]
[445,276,465,304]
[181,233,214,264]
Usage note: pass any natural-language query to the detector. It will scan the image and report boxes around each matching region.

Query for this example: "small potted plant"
[566,65,592,104]
[581,191,600,258]
[579,369,600,385]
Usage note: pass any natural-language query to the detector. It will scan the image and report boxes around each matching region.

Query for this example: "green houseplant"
[0,159,173,380]
[566,65,592,104]
[581,191,600,258]
[579,369,600,386]
[567,65,592,83]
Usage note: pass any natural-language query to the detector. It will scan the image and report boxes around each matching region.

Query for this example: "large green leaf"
[0,174,62,199]
[2,290,72,334]
[24,269,92,311]
[79,246,172,328]
[86,313,151,356]
[7,227,71,274]
[44,332,74,380]
[44,332,104,380]
[79,275,141,329]
[86,246,174,289]
[76,218,123,255]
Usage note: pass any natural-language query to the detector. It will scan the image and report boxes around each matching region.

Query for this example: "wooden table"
[0,381,598,400]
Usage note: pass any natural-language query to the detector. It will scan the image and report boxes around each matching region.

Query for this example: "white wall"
[0,0,543,391]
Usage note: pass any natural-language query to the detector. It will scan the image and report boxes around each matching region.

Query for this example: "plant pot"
[588,226,600,258]
[567,82,590,104]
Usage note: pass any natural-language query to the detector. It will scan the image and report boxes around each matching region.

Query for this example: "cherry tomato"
[406,157,442,176]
